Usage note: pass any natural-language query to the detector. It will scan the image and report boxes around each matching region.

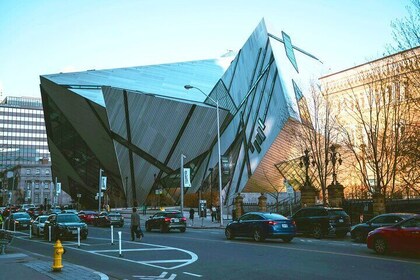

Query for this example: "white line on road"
[183,272,202,277]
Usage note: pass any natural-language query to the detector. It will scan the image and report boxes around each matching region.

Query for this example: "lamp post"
[184,85,224,227]
[180,154,186,216]
[329,144,342,185]
[98,168,103,213]
[299,148,313,188]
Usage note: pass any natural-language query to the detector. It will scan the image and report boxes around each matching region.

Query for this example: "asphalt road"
[8,223,420,280]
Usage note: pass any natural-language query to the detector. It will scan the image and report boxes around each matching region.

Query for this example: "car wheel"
[225,228,235,240]
[180,228,186,233]
[282,237,293,243]
[253,229,265,242]
[146,224,152,232]
[354,231,365,243]
[374,237,387,254]
[312,224,323,239]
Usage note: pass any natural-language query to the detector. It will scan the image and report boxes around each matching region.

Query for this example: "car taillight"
[291,221,296,226]
[164,217,171,222]
[266,221,278,225]
[181,217,187,222]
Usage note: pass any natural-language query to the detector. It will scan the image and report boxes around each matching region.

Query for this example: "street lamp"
[184,84,224,227]
[328,144,343,185]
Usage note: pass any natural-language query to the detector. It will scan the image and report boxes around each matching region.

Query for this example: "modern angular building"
[40,20,323,209]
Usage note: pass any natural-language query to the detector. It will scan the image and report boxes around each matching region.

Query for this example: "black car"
[225,212,296,242]
[351,213,414,243]
[5,212,32,230]
[145,211,187,233]
[291,206,351,238]
[93,211,124,227]
[44,213,88,241]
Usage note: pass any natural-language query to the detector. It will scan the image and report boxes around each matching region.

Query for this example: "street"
[6,221,420,280]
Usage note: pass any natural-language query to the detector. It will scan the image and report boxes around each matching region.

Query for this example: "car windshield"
[57,215,81,223]
[165,212,183,218]
[14,213,30,219]
[39,217,48,223]
[262,213,287,220]
[328,210,348,216]
[109,213,121,217]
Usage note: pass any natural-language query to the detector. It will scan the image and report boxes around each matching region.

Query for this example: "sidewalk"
[0,247,108,280]
[118,207,232,229]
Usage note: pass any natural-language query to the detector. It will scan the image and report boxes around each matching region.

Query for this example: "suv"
[93,211,124,227]
[44,213,88,241]
[145,210,187,233]
[291,206,351,238]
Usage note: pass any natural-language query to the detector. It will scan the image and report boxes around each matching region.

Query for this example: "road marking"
[183,272,202,277]
[133,271,177,279]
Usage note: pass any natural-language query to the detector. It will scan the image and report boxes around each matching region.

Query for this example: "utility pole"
[180,154,186,215]
[98,168,103,213]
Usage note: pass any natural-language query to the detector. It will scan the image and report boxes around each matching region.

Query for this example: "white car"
[31,215,49,236]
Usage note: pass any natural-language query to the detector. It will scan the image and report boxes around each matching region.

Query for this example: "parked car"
[93,211,124,227]
[48,207,62,215]
[44,213,88,241]
[78,210,98,224]
[351,213,414,243]
[145,210,186,233]
[225,212,296,242]
[367,215,420,255]
[62,209,78,214]
[21,204,35,211]
[27,207,44,218]
[31,215,49,236]
[4,212,32,230]
[291,206,351,238]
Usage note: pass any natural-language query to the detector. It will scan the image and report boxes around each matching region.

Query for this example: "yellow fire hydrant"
[52,240,64,272]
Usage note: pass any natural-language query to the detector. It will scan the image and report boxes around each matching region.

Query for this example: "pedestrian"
[130,207,144,241]
[211,206,216,222]
[189,208,195,226]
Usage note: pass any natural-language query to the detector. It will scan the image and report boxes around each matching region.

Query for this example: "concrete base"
[327,182,344,207]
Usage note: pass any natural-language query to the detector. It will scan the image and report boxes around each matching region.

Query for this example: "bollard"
[29,224,32,239]
[52,239,64,272]
[49,226,52,242]
[111,225,114,245]
[77,227,80,248]
[14,221,16,232]
[118,231,122,257]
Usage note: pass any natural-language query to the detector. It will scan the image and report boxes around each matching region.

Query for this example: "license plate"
[72,230,78,234]
[339,219,344,222]
[282,224,288,228]
[172,218,179,222]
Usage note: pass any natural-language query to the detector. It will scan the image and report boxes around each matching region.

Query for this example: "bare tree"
[388,0,420,52]
[338,53,417,200]
[292,81,340,205]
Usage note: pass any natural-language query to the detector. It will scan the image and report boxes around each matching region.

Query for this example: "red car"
[367,215,420,255]
[78,211,98,224]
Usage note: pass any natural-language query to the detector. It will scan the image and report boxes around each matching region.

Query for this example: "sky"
[0,0,411,99]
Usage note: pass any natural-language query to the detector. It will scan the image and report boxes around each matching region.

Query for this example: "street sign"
[56,182,61,194]
[101,176,107,190]
[183,168,191,188]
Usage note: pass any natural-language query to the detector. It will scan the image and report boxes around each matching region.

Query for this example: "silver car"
[31,215,49,236]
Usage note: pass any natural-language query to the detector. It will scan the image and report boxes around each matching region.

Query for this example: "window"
[44,182,49,189]
[35,182,39,189]
[26,169,31,175]
[35,169,40,175]
[45,169,50,175]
